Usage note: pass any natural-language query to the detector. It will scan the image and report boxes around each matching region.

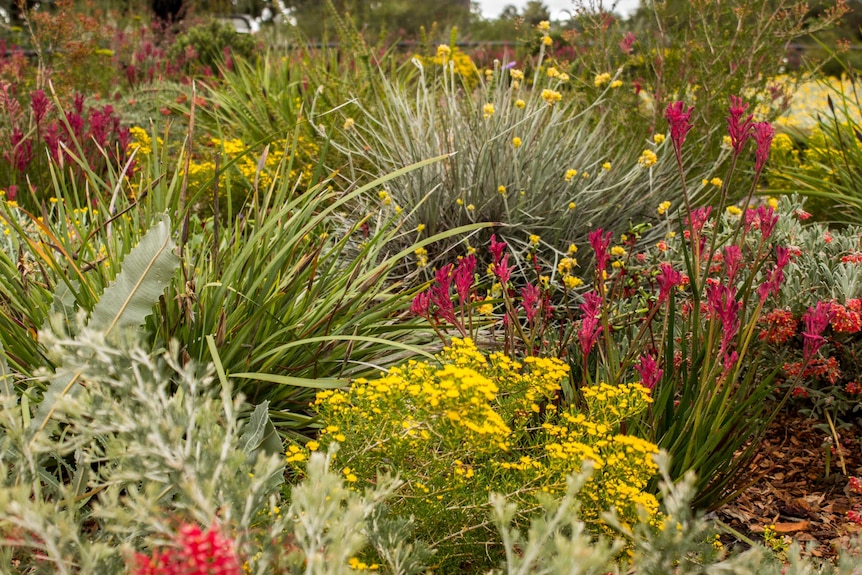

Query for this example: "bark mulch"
[716,412,862,557]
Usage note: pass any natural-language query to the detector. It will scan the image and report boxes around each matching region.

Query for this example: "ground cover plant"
[2,0,862,573]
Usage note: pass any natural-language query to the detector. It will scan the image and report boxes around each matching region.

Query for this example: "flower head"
[578,291,603,358]
[589,228,613,274]
[635,353,662,390]
[656,263,681,303]
[802,301,835,361]
[752,121,775,176]
[665,101,694,156]
[727,95,754,155]
[132,523,241,575]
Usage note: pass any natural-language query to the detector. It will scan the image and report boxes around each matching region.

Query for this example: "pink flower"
[30,89,51,126]
[521,283,541,322]
[752,121,774,176]
[588,228,613,274]
[688,206,712,234]
[656,262,681,303]
[619,31,636,54]
[727,95,754,155]
[493,253,512,285]
[801,301,834,361]
[723,245,743,283]
[132,523,241,575]
[707,283,741,355]
[757,245,790,303]
[634,353,662,390]
[453,254,476,304]
[665,100,694,155]
[489,234,506,264]
[578,291,603,358]
[430,264,457,324]
[410,291,430,316]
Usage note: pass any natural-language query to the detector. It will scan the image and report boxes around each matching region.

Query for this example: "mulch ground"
[716,412,862,557]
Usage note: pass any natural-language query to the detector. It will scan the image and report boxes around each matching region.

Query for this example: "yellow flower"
[498,185,507,194]
[416,223,426,233]
[653,133,666,144]
[529,234,541,246]
[49,197,58,204]
[483,103,495,119]
[307,441,320,451]
[638,149,658,168]
[602,162,611,171]
[767,197,779,209]
[512,137,522,148]
[657,201,671,215]
[559,72,569,82]
[510,69,524,81]
[568,202,576,210]
[542,35,553,46]
[477,296,494,316]
[342,467,358,482]
[456,198,464,206]
[726,205,742,216]
[594,72,611,87]
[567,243,578,255]
[610,80,623,89]
[466,203,475,211]
[722,135,732,147]
[437,44,451,58]
[564,275,583,289]
[343,117,355,130]
[515,99,526,109]
[610,246,627,257]
[547,67,559,78]
[710,177,722,187]
[537,20,550,32]
[541,89,562,105]
[565,169,578,182]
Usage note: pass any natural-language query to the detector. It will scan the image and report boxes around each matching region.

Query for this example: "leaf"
[29,215,180,437]
[89,214,180,338]
[0,339,11,398]
[240,401,270,454]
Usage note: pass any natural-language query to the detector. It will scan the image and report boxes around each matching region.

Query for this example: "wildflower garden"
[3,0,862,573]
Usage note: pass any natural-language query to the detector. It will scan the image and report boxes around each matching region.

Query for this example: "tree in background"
[282,0,472,40]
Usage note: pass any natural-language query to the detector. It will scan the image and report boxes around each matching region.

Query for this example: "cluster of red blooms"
[782,356,842,385]
[829,300,862,333]
[131,523,241,575]
[841,252,862,264]
[758,309,797,345]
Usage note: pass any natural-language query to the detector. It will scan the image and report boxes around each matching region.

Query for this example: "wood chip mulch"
[716,412,862,557]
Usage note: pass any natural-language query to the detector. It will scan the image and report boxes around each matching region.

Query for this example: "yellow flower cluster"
[638,149,658,168]
[541,89,562,106]
[285,338,661,558]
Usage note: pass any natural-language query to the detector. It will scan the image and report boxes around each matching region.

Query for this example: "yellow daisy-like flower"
[547,67,559,78]
[416,223,426,233]
[638,149,658,168]
[563,275,583,289]
[437,44,451,58]
[602,162,611,171]
[456,198,464,206]
[529,234,541,246]
[657,201,671,215]
[710,177,722,187]
[343,118,355,130]
[537,20,550,32]
[515,99,526,109]
[559,73,570,82]
[653,133,666,144]
[541,89,562,105]
[726,205,742,216]
[542,35,553,46]
[498,185,507,194]
[568,202,576,210]
[510,69,524,81]
[512,137,522,148]
[767,197,779,209]
[483,103,495,119]
[467,203,475,211]
[610,80,623,89]
[594,72,611,87]
[565,169,578,182]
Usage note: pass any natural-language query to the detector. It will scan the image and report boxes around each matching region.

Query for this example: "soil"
[716,412,862,558]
